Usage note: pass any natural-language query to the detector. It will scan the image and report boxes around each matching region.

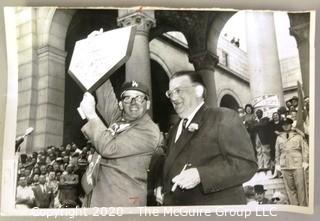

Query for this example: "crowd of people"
[15,142,95,208]
[239,95,310,206]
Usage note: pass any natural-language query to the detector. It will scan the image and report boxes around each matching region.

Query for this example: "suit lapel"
[163,104,208,179]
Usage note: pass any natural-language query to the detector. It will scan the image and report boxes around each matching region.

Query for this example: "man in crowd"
[254,109,272,176]
[16,176,35,208]
[160,71,257,205]
[32,174,54,208]
[243,185,258,205]
[269,112,283,175]
[59,164,79,207]
[79,79,162,207]
[275,117,309,206]
[254,184,271,204]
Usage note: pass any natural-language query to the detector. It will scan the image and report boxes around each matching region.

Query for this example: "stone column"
[34,46,66,151]
[15,7,38,153]
[245,12,284,106]
[289,13,310,96]
[189,51,219,107]
[117,10,156,100]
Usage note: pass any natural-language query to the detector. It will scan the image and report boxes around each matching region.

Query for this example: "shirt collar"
[182,101,204,127]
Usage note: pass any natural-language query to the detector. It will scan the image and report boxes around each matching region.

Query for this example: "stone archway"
[150,59,175,132]
[219,94,240,111]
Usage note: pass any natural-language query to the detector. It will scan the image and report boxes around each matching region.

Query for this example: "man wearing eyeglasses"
[159,70,257,205]
[79,80,162,207]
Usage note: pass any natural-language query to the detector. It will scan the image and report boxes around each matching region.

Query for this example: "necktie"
[175,118,188,142]
[182,118,188,129]
[286,133,289,139]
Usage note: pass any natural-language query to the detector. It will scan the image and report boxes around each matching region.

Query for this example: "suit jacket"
[162,105,257,205]
[32,184,54,208]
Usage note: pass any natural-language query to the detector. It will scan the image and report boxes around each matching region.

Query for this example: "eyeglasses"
[122,95,147,104]
[165,85,197,98]
[272,197,280,202]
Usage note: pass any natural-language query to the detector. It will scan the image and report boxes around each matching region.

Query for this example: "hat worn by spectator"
[254,184,266,194]
[281,117,293,126]
[120,81,150,98]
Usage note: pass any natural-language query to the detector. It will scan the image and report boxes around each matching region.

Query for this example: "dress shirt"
[175,101,204,142]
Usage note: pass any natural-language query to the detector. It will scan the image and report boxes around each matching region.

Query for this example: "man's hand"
[172,168,200,190]
[154,186,163,205]
[80,92,98,120]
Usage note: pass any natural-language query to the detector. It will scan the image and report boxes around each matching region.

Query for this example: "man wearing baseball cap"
[274,117,309,206]
[79,80,162,207]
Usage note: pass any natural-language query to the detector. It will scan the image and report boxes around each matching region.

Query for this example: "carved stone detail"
[117,11,156,35]
[189,51,219,71]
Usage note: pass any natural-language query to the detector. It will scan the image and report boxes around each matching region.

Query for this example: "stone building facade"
[13,8,309,152]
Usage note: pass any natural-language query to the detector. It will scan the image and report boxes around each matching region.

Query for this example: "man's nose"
[130,98,137,104]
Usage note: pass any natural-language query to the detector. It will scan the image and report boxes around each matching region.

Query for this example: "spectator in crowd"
[47,171,59,195]
[52,161,60,173]
[277,106,287,119]
[65,144,72,155]
[243,185,258,205]
[291,96,299,111]
[254,109,272,176]
[275,117,309,206]
[32,166,40,176]
[59,145,65,154]
[243,104,257,148]
[32,175,54,208]
[269,112,283,175]
[254,184,271,204]
[79,78,162,207]
[16,176,35,208]
[285,100,292,112]
[271,191,288,204]
[40,165,47,175]
[38,155,46,166]
[59,164,79,207]
[289,110,298,128]
[87,146,95,163]
[31,174,40,187]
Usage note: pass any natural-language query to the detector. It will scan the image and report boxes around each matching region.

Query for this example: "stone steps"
[243,172,289,201]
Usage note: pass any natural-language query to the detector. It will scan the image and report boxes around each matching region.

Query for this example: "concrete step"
[243,171,289,202]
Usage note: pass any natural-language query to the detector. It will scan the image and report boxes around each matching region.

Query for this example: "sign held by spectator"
[68,26,136,92]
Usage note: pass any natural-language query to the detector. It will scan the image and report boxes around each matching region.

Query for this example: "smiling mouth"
[129,107,139,111]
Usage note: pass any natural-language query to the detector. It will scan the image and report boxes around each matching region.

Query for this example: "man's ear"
[146,100,151,110]
[195,85,204,97]
[118,101,123,110]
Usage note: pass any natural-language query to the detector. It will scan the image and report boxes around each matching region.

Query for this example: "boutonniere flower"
[187,123,199,132]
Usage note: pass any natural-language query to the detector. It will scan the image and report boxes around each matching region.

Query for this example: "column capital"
[288,13,310,44]
[189,51,219,72]
[289,22,309,44]
[117,11,156,35]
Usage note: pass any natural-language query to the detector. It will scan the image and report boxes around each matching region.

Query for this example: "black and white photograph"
[0,3,316,217]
